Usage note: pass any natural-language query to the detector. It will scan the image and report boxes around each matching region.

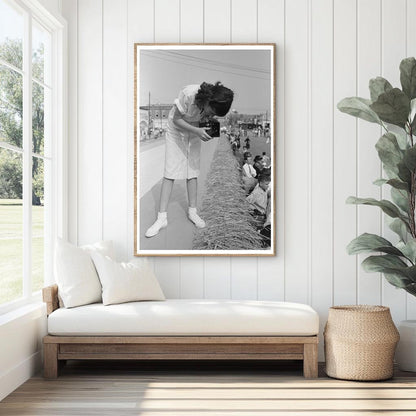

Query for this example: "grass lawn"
[0,199,44,305]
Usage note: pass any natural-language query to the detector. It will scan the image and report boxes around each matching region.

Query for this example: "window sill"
[0,300,45,327]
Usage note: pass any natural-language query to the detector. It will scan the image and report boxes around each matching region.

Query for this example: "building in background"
[139,104,171,140]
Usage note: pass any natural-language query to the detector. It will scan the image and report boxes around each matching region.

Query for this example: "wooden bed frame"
[42,285,319,379]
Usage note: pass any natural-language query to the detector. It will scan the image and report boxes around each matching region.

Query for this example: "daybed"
[42,284,320,379]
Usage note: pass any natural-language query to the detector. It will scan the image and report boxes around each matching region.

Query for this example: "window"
[0,0,66,312]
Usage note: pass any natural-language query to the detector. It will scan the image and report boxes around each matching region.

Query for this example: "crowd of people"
[226,128,272,248]
[140,127,166,141]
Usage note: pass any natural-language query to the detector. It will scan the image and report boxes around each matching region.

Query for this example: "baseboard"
[0,351,42,401]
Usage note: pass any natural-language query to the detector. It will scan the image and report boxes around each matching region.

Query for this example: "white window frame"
[0,0,67,315]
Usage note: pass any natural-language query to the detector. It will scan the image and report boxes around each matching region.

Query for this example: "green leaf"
[389,218,410,241]
[361,255,415,287]
[400,57,416,100]
[402,265,416,282]
[362,254,408,272]
[397,161,412,185]
[375,132,404,173]
[394,130,410,150]
[337,97,382,125]
[397,240,416,263]
[404,283,416,296]
[384,166,399,180]
[386,179,410,191]
[346,196,405,219]
[391,187,409,213]
[370,88,410,128]
[369,77,393,102]
[373,178,388,186]
[374,177,409,191]
[383,271,412,288]
[403,146,416,172]
[347,233,404,256]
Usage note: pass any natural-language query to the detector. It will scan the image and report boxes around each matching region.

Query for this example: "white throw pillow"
[90,252,165,306]
[81,240,115,259]
[54,239,114,308]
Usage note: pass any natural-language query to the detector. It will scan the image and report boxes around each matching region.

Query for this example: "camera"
[199,119,220,138]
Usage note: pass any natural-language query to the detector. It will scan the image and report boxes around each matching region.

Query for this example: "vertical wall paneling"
[127,0,154,259]
[229,0,259,300]
[406,0,416,319]
[178,0,205,298]
[381,0,407,322]
[180,258,204,298]
[356,0,382,305]
[333,0,357,305]
[231,257,258,299]
[204,258,231,298]
[103,0,128,260]
[155,0,180,43]
[230,0,257,42]
[257,0,285,301]
[180,0,203,43]
[203,0,231,42]
[61,0,77,245]
[154,258,181,298]
[284,0,309,303]
[77,0,103,245]
[203,0,232,299]
[310,0,333,357]
[65,0,415,334]
[152,0,181,297]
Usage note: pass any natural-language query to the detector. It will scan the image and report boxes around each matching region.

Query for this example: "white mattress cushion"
[48,299,319,336]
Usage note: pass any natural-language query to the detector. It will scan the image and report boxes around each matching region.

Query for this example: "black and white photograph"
[134,44,275,256]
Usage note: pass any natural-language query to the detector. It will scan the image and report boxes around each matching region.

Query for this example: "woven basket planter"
[324,305,399,381]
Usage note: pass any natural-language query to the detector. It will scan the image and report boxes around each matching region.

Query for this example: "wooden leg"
[44,343,59,379]
[303,343,318,379]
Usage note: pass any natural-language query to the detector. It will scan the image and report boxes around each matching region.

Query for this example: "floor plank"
[1,361,416,415]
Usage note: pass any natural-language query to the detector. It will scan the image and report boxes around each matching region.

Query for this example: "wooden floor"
[1,360,416,415]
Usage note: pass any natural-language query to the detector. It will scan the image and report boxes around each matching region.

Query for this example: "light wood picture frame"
[134,43,276,256]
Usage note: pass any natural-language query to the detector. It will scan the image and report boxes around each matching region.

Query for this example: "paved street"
[138,136,219,251]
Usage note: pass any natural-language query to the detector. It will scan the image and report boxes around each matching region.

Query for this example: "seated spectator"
[242,153,255,177]
[246,174,271,216]
[243,150,251,160]
[242,153,257,194]
[259,192,272,248]
[253,155,264,177]
[262,151,271,168]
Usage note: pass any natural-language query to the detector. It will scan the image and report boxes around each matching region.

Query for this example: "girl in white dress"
[145,82,234,237]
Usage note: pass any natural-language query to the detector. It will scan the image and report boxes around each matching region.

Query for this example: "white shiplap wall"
[61,0,416,356]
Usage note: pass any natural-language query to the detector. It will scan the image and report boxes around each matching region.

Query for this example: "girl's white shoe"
[145,212,168,237]
[188,207,206,228]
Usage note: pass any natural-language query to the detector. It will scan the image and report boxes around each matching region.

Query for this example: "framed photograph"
[134,44,276,256]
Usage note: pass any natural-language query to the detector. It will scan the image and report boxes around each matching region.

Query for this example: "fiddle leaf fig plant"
[338,57,416,297]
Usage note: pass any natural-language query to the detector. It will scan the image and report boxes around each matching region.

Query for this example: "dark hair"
[254,155,263,163]
[258,174,271,183]
[195,82,234,117]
